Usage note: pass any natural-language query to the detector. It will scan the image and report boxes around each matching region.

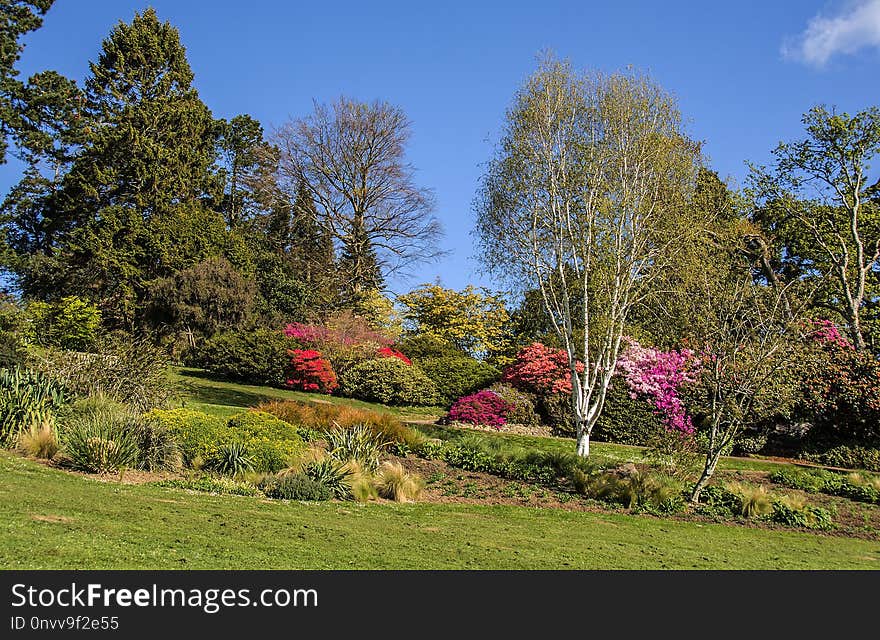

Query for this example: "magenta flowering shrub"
[447,390,515,428]
[615,338,700,434]
[805,318,852,349]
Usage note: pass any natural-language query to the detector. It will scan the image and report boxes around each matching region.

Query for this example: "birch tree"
[750,105,880,351]
[475,56,701,457]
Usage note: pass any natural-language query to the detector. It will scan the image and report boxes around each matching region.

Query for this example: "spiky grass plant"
[325,423,390,472]
[210,442,255,477]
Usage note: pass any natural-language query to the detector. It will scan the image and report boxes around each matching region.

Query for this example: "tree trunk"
[576,430,590,457]
[690,451,721,504]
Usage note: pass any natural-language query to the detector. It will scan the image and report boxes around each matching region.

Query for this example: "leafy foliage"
[417,356,500,405]
[502,342,581,396]
[339,358,438,406]
[209,441,255,476]
[26,296,101,351]
[397,284,512,362]
[27,338,175,411]
[262,473,333,501]
[196,329,291,387]
[591,382,665,446]
[285,349,338,394]
[487,383,540,427]
[447,390,514,428]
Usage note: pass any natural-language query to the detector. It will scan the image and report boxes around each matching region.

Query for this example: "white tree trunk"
[576,431,590,457]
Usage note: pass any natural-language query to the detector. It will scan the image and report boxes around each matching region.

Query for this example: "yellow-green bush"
[148,408,305,472]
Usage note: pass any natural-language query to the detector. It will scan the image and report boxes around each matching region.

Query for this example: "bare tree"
[267,98,443,296]
[475,56,701,457]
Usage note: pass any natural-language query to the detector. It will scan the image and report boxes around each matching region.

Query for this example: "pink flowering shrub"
[502,342,583,396]
[805,318,852,349]
[285,349,338,394]
[447,390,515,428]
[376,346,412,365]
[615,338,700,434]
[283,311,394,371]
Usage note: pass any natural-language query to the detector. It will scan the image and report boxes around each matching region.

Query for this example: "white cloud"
[783,0,880,66]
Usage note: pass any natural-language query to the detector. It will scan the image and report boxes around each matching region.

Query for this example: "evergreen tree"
[215,113,264,227]
[36,9,226,326]
[338,218,381,306]
[0,0,55,163]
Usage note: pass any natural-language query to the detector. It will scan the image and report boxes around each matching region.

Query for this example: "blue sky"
[4,0,880,295]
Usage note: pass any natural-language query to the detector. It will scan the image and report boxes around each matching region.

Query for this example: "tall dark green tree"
[29,8,228,327]
[0,0,55,163]
[215,113,263,228]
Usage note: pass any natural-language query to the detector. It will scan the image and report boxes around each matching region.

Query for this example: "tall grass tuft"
[17,420,59,459]
[374,461,424,502]
[726,482,773,518]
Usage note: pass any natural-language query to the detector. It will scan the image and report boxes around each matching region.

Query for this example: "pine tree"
[42,9,227,326]
[0,0,55,163]
[338,216,382,307]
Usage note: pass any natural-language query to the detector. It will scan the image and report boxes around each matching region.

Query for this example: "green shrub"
[592,382,665,446]
[416,356,500,405]
[28,338,175,411]
[801,445,880,472]
[147,408,226,466]
[61,407,141,473]
[154,477,259,497]
[696,485,742,518]
[339,358,439,406]
[0,366,67,446]
[263,473,333,501]
[223,411,305,472]
[732,432,769,456]
[487,383,540,427]
[0,300,32,368]
[196,329,292,387]
[770,467,879,505]
[397,335,463,360]
[770,499,833,530]
[27,296,102,352]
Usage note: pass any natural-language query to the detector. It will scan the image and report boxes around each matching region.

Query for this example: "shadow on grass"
[175,369,277,410]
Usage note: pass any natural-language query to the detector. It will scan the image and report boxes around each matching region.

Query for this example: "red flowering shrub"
[501,342,583,396]
[377,346,412,365]
[285,349,338,394]
[447,390,514,428]
[283,311,394,371]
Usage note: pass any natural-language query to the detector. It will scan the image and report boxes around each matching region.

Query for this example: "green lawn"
[172,367,445,420]
[2,452,877,569]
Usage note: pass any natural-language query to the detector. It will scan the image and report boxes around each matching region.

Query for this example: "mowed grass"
[2,452,878,569]
[172,367,445,420]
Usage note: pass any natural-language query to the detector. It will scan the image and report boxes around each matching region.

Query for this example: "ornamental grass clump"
[374,461,424,502]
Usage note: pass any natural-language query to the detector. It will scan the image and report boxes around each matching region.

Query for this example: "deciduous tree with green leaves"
[750,105,880,352]
[475,55,702,457]
[397,283,510,362]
